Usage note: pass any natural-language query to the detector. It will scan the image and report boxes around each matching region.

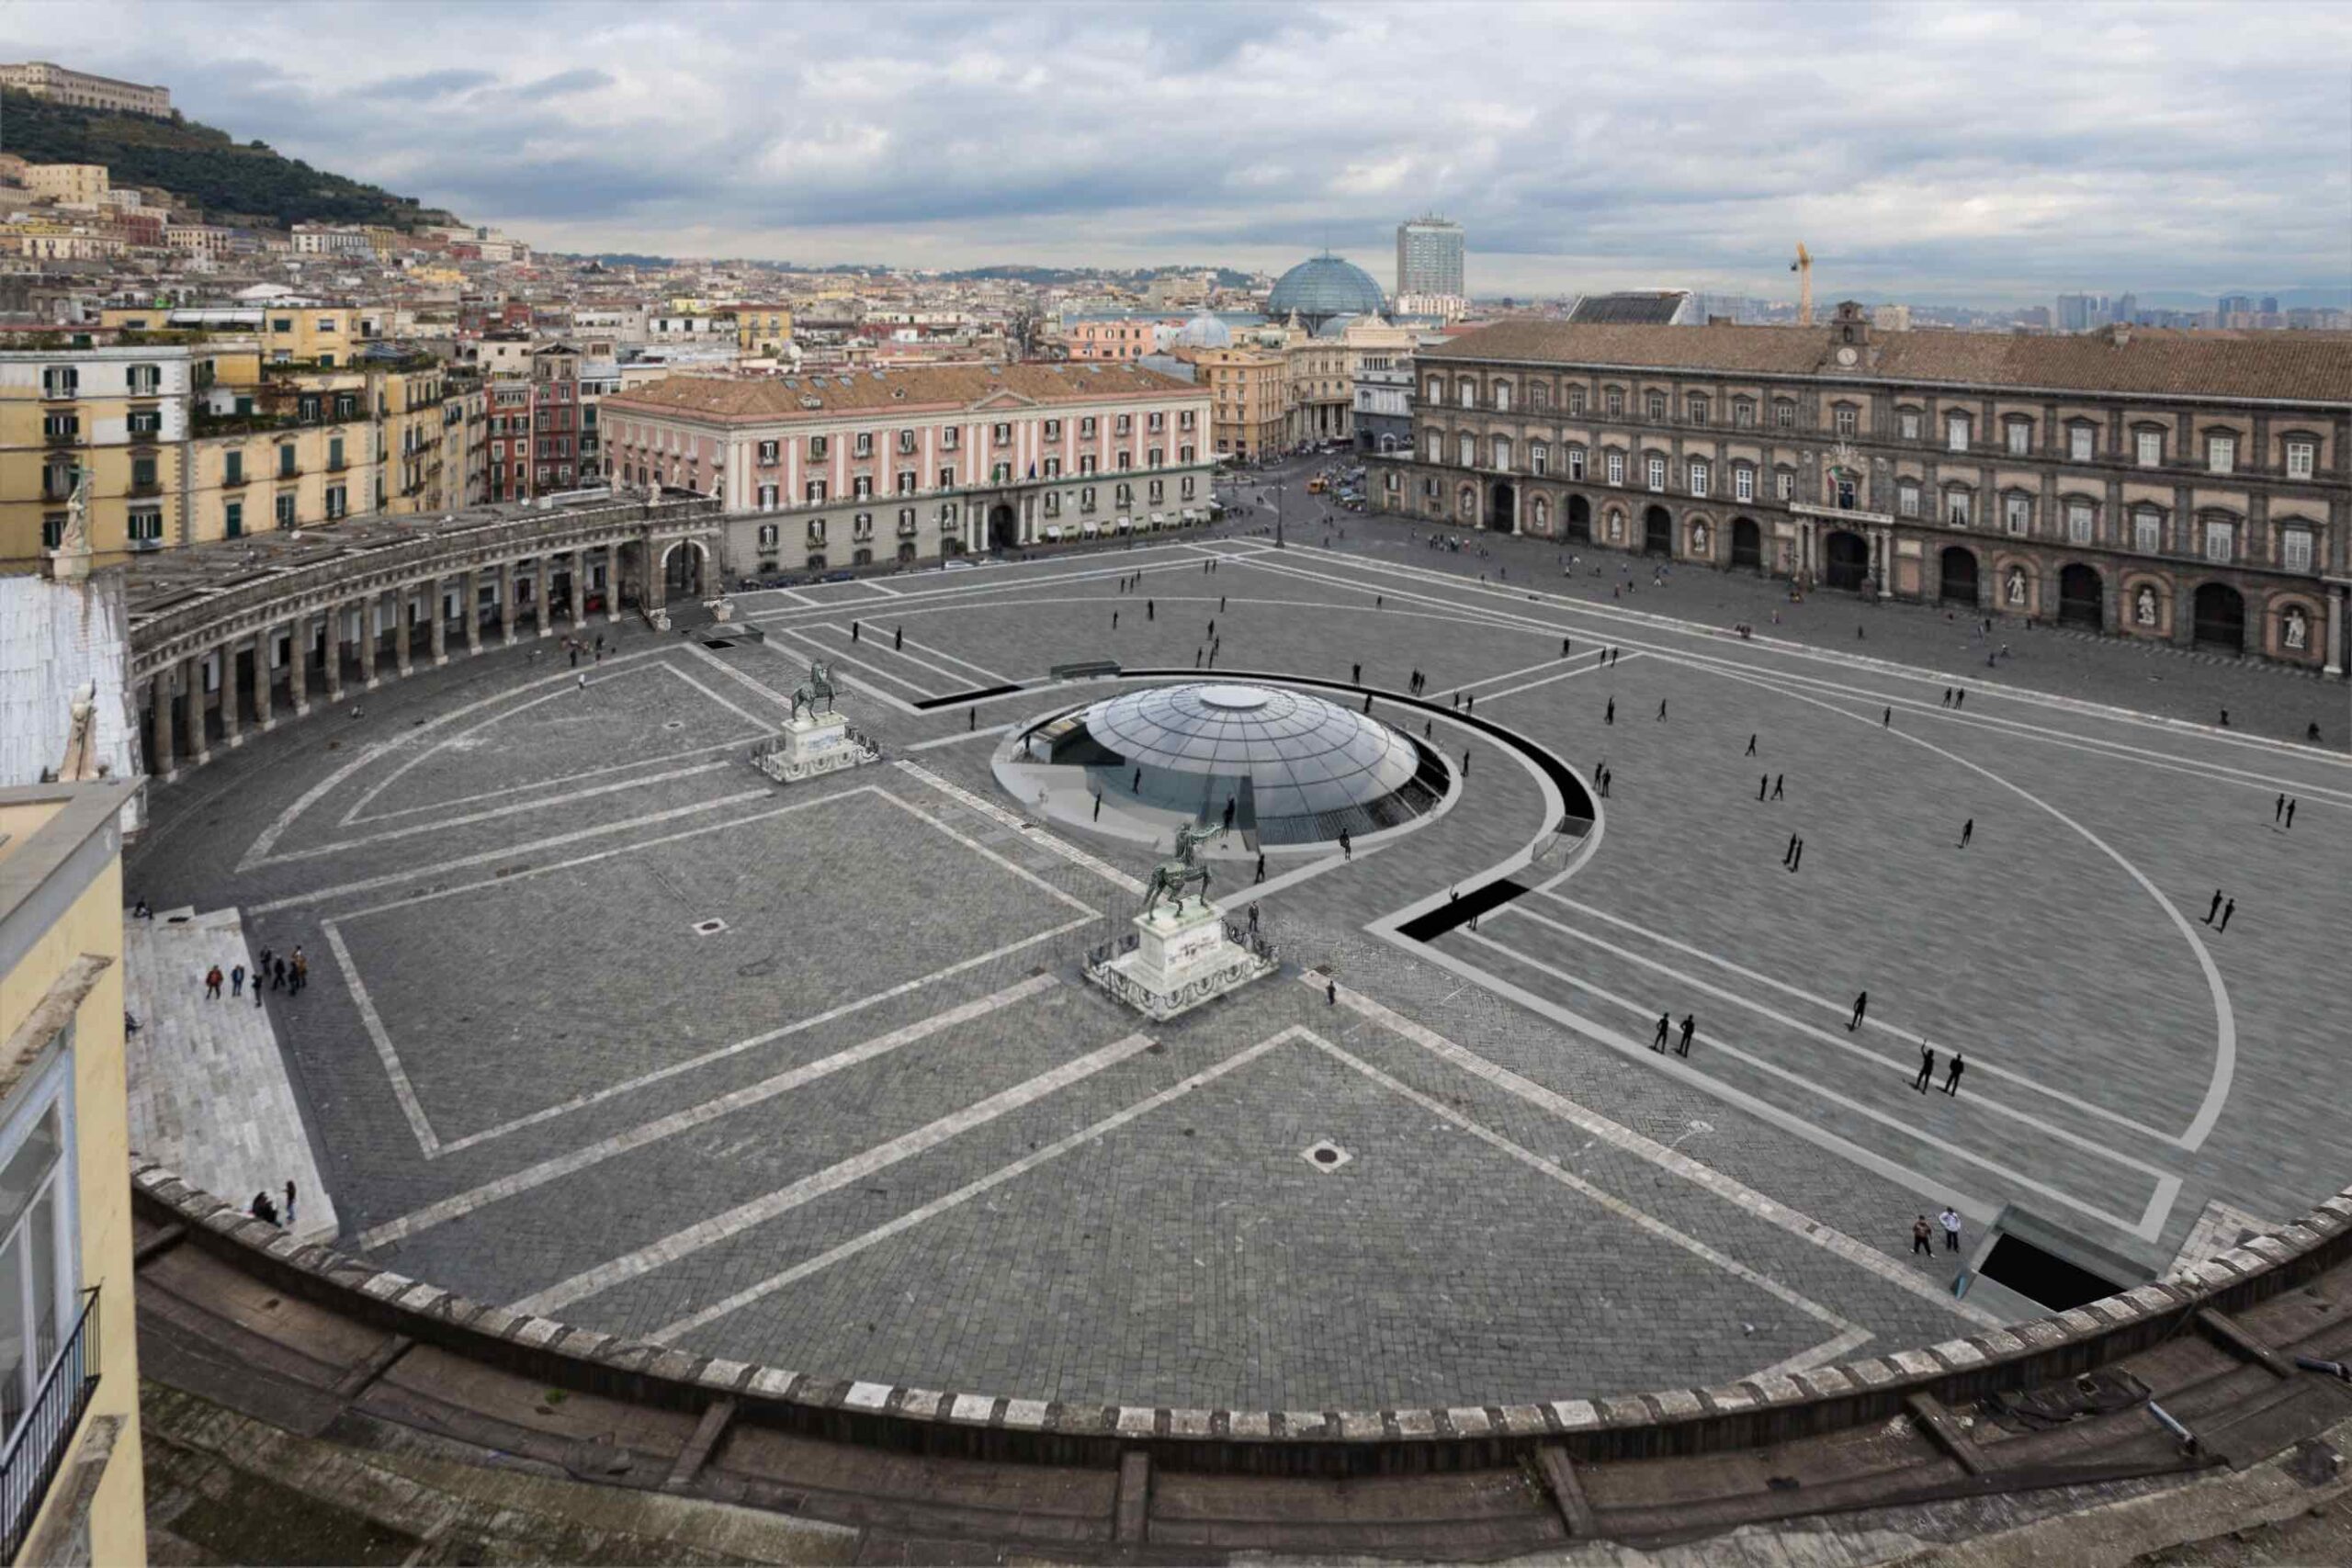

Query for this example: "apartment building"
[0,59,171,115]
[1374,303,2352,669]
[1188,347,1288,461]
[1,346,195,569]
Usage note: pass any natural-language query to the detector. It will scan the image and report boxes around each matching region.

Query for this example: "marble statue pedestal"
[1087,898,1276,1021]
[754,711,877,784]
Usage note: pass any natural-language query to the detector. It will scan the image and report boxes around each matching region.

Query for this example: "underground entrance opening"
[1976,1232,2124,1312]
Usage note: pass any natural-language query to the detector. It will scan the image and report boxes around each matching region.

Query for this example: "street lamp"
[1274,477,1285,549]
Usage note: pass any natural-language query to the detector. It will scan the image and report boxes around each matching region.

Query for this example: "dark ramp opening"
[1399,878,1528,942]
[1977,1233,2123,1312]
[913,683,1023,710]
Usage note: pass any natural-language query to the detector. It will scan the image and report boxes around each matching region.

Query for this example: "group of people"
[199,944,305,1003]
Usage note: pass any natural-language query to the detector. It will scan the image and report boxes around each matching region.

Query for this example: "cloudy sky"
[10,1,2349,304]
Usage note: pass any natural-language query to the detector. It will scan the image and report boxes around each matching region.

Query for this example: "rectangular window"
[1835,406,1858,437]
[41,366,77,399]
[2283,528,2314,573]
[1491,436,1511,470]
[1605,451,1625,485]
[808,435,830,459]
[806,479,828,502]
[2004,494,2030,536]
[1775,469,1792,502]
[1567,448,1586,480]
[939,466,957,488]
[899,428,920,453]
[758,523,780,547]
[1530,445,1548,478]
[128,408,162,437]
[1949,491,1972,527]
[1948,413,1970,452]
[1605,388,1623,416]
[223,499,243,537]
[758,440,779,464]
[2286,439,2316,479]
[2208,434,2234,474]
[1773,401,1794,429]
[1645,393,1667,421]
[2067,500,2094,544]
[1899,410,1920,441]
[1567,388,1586,415]
[1425,378,1442,401]
[2203,520,2233,562]
[275,492,296,527]
[2136,430,2163,467]
[943,427,960,451]
[855,432,874,457]
[2070,426,2094,463]
[328,435,345,470]
[1686,395,1707,424]
[2006,421,2030,457]
[1734,400,1755,429]
[1895,479,1917,516]
[224,451,243,484]
[1645,456,1666,491]
[2134,510,2161,555]
[1688,460,1709,497]
[852,476,872,500]
[898,469,918,494]
[1492,385,1510,413]
[1458,382,1476,409]
[325,483,346,520]
[1735,467,1756,502]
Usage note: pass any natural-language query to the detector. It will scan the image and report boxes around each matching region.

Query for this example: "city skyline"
[2,0,2347,305]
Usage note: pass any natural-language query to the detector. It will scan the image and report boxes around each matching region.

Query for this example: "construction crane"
[1791,243,1814,327]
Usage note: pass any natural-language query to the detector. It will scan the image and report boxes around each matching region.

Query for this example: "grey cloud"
[516,68,615,99]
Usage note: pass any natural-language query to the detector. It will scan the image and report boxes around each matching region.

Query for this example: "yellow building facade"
[0,779,147,1567]
[0,346,194,571]
[1189,346,1290,461]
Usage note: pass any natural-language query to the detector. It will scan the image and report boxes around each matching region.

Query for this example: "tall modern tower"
[1396,215,1465,299]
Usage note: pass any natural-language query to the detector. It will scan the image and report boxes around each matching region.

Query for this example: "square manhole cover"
[1301,1140,1351,1172]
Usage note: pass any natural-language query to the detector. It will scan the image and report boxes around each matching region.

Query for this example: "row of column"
[145,544,630,781]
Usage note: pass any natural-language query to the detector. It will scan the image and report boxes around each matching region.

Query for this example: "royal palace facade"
[1371,304,2352,671]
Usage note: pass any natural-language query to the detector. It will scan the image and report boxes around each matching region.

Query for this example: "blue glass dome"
[1267,254,1386,328]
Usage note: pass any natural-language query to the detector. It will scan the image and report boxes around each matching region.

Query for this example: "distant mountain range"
[1,87,458,231]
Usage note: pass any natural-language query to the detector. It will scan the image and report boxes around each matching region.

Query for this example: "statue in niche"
[2005,566,2028,607]
[2284,604,2310,651]
[1690,521,1709,556]
[2134,585,2159,626]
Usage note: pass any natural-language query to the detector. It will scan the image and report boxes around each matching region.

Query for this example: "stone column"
[359,597,380,689]
[536,557,552,637]
[430,578,449,665]
[645,534,668,615]
[218,644,243,750]
[288,616,310,716]
[566,552,584,626]
[464,570,482,656]
[181,654,209,767]
[393,586,413,677]
[253,630,274,730]
[498,562,516,645]
[605,545,622,623]
[324,607,346,704]
[2328,585,2346,679]
[149,670,175,779]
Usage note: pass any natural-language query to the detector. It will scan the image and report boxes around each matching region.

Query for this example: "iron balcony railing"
[0,1286,101,1562]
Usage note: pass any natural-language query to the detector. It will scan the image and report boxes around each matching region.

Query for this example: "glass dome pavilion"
[1266,254,1387,332]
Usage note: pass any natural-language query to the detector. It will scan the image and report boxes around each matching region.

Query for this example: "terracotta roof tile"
[1422,321,2352,404]
[604,362,1203,423]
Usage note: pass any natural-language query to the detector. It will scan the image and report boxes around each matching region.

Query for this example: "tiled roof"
[604,362,1203,423]
[1567,291,1690,326]
[1420,321,2352,403]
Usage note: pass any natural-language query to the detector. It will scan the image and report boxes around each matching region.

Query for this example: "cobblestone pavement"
[124,530,2352,1411]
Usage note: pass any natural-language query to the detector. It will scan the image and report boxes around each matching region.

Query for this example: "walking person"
[2218,897,2235,932]
[1339,828,1352,862]
[1746,733,1757,756]
[1959,818,1973,849]
[1351,662,1361,684]
[2201,889,2223,925]
[1759,775,1769,801]
[2287,799,2298,829]
[1883,706,1892,728]
[1913,1040,1935,1092]
[1939,1206,1962,1252]
[1912,1215,1934,1258]
[1326,978,1336,1007]
[1954,690,1965,708]
[1770,773,1785,801]
[1783,832,1800,868]
[2275,792,2287,824]
[1677,1014,1695,1057]
[1657,698,1668,721]
[290,947,307,995]
[1605,697,1615,726]
[1652,1012,1671,1053]
[230,963,246,998]
[274,956,288,992]
[1943,1052,1965,1096]
[1849,991,1869,1032]
[1787,837,1803,872]
[1254,852,1266,884]
[284,1180,299,1232]
[204,964,223,1000]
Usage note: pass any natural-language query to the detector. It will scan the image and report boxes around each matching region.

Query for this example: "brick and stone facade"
[1371,304,2352,671]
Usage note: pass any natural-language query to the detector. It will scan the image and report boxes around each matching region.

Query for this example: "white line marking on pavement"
[894,634,1013,687]
[1478,656,1642,705]
[322,919,442,1157]
[1687,657,2233,1159]
[650,1029,1299,1341]
[357,974,1060,1249]
[894,759,1145,894]
[247,789,778,915]
[869,788,1096,918]
[257,760,743,866]
[904,724,1014,751]
[1461,931,2165,1240]
[514,1030,1163,1316]
[1297,1032,1867,1362]
[1317,979,2003,1328]
[770,625,938,703]
[345,739,757,828]
[1534,892,2184,1147]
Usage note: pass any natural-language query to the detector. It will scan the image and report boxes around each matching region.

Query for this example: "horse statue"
[790,660,837,722]
[1142,821,1217,917]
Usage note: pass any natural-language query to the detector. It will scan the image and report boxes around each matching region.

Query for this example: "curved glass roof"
[1267,254,1387,324]
[1080,682,1421,822]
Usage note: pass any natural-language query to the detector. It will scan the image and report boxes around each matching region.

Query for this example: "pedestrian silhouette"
[1605,698,1615,725]
[2202,889,2222,925]
[1959,818,1973,848]
[2286,799,2297,829]
[1652,1012,1670,1052]
[1944,1054,1965,1096]
[1913,1041,1935,1092]
[1758,775,1768,800]
[2218,898,2235,932]
[2275,793,2287,824]
[1770,773,1785,800]
[1849,992,1869,1032]
[1746,733,1757,756]
[1883,707,1892,727]
[1677,1014,1695,1057]
[1657,699,1668,721]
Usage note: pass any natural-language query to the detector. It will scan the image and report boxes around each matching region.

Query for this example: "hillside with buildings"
[0,85,457,231]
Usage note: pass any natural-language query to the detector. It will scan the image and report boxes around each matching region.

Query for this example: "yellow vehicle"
[1306,477,1329,494]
